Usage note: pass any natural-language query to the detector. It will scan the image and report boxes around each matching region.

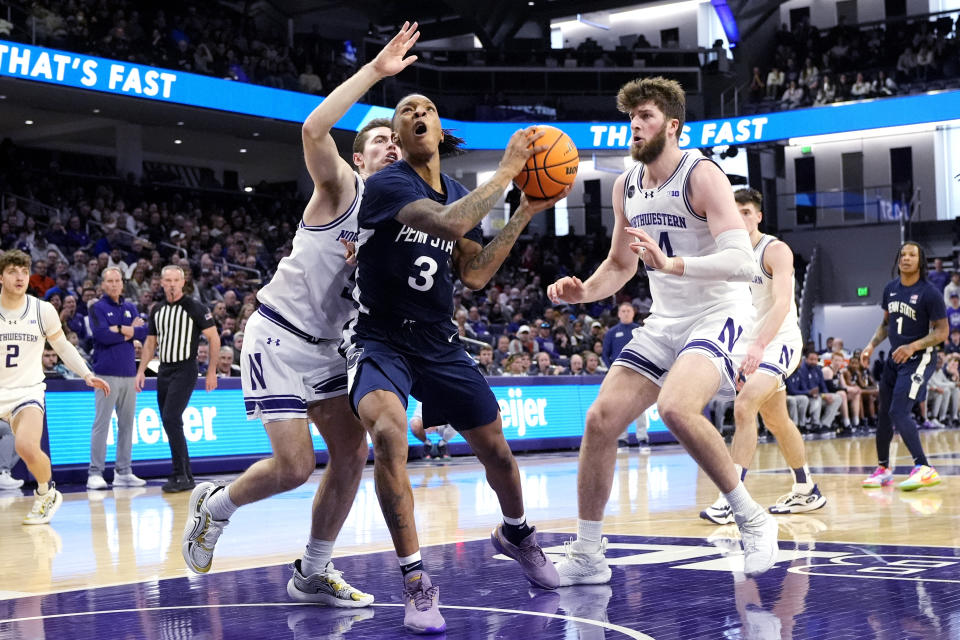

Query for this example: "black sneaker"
[438,442,451,460]
[423,443,433,460]
[162,476,195,493]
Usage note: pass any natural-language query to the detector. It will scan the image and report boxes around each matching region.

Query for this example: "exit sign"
[857,286,869,297]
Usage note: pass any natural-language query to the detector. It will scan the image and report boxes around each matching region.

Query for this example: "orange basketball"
[513,125,579,199]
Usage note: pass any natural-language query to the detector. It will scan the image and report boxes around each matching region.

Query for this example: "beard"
[631,122,668,164]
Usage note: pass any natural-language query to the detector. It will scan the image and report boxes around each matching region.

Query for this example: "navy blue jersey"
[355,160,482,324]
[882,278,946,352]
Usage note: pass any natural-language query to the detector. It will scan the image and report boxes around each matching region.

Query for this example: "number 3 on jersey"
[409,255,438,292]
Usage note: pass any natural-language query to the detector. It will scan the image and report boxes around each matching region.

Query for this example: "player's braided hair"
[894,241,928,279]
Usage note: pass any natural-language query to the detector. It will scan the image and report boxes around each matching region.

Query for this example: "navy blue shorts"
[880,349,936,405]
[345,316,499,431]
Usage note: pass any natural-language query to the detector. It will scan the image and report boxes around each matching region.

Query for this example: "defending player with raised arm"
[0,249,110,525]
[547,76,779,585]
[860,241,947,491]
[345,93,567,634]
[699,188,825,526]
[181,24,420,609]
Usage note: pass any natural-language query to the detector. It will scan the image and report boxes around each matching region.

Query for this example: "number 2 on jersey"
[5,344,18,368]
[409,256,438,292]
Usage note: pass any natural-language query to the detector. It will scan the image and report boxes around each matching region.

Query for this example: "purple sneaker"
[490,524,560,590]
[402,571,445,634]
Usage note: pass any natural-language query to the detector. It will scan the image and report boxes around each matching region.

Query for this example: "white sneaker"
[86,474,108,490]
[0,470,23,490]
[287,559,374,607]
[24,485,63,525]
[182,482,230,574]
[700,494,735,524]
[113,472,147,487]
[554,538,611,586]
[768,484,826,514]
[736,510,779,578]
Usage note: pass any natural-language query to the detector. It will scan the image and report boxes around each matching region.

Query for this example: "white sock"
[206,484,239,521]
[301,537,335,576]
[503,513,526,526]
[398,551,421,567]
[723,481,763,520]
[37,482,49,495]
[577,518,603,552]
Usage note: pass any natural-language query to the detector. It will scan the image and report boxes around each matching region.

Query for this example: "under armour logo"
[643,190,655,199]
[266,337,280,346]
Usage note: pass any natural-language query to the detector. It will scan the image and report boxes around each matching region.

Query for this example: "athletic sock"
[399,551,423,576]
[735,464,747,481]
[576,518,603,552]
[791,464,811,485]
[37,482,49,496]
[724,481,763,520]
[205,484,239,521]
[301,537,335,576]
[502,514,532,545]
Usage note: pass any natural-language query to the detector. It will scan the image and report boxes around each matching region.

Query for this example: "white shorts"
[612,304,752,399]
[736,330,803,391]
[241,310,347,423]
[0,383,46,424]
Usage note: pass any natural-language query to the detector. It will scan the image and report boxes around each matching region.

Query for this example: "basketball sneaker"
[0,470,23,490]
[23,483,62,525]
[736,510,779,578]
[490,524,559,589]
[898,465,941,492]
[182,482,230,574]
[86,474,108,490]
[287,559,373,607]
[862,466,894,488]
[768,484,826,514]
[402,570,445,634]
[554,537,611,586]
[113,472,147,487]
[700,495,735,525]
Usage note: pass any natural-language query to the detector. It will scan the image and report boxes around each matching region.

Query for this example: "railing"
[776,185,913,229]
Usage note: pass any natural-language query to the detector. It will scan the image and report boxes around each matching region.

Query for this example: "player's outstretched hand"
[548,276,586,304]
[499,127,548,177]
[624,227,671,270]
[340,238,358,266]
[519,186,572,216]
[372,21,420,77]
[85,374,111,396]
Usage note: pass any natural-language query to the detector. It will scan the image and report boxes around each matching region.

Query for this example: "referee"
[136,265,220,493]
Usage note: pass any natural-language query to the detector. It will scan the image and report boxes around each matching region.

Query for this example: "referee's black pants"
[157,360,199,480]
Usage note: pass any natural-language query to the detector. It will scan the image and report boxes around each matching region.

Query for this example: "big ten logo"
[107,406,217,446]
[497,388,548,436]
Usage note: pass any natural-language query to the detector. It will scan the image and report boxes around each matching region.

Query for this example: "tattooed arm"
[860,312,889,367]
[454,187,570,290]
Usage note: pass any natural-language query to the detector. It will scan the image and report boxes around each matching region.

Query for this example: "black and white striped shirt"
[148,296,215,364]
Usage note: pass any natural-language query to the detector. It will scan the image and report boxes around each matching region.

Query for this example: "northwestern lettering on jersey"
[888,300,918,320]
[336,229,359,244]
[0,332,38,342]
[394,225,456,254]
[630,212,688,229]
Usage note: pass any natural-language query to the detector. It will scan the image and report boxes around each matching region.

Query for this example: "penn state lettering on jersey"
[623,151,753,318]
[882,278,946,352]
[355,159,482,324]
[257,172,363,340]
[0,295,61,387]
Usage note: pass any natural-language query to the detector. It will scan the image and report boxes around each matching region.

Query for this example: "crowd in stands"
[16,0,357,96]
[748,13,960,112]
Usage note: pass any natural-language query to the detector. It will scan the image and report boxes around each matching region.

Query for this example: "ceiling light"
[239,148,247,153]
[24,120,33,125]
[92,108,100,114]
[177,121,184,126]
[174,139,182,144]
[0,95,7,100]
[252,132,260,137]
[244,186,253,192]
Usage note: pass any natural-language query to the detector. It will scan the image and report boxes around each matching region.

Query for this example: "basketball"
[513,125,579,199]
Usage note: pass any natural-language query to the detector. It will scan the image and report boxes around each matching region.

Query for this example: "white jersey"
[622,152,753,318]
[0,294,61,388]
[257,172,363,340]
[746,233,801,344]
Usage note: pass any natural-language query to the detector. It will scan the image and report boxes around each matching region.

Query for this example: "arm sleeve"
[48,333,92,378]
[680,229,757,282]
[358,169,422,227]
[89,302,126,346]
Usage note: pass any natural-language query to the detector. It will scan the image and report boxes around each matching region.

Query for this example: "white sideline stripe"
[0,602,656,638]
